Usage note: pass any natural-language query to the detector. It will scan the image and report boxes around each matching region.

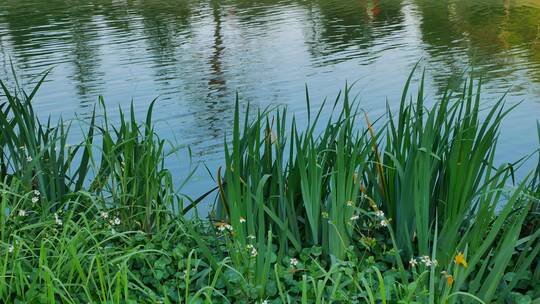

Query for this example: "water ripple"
[1,0,540,194]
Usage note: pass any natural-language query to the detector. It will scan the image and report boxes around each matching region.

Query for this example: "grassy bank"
[1,70,539,303]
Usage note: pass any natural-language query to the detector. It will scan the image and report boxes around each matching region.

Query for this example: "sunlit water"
[1,0,540,211]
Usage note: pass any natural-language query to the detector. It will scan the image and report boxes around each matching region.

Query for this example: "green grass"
[0,69,539,303]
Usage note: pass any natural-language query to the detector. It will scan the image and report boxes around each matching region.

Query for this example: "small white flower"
[20,146,26,151]
[31,196,39,204]
[346,200,353,206]
[33,190,40,196]
[100,211,109,219]
[26,156,32,162]
[110,217,121,226]
[216,222,233,233]
[375,210,385,218]
[247,244,257,257]
[350,215,359,221]
[419,255,436,267]
[261,300,269,304]
[239,217,246,223]
[290,258,299,267]
[409,258,418,267]
[380,219,388,227]
[8,245,14,253]
[54,213,62,226]
[247,235,256,240]
[18,209,27,217]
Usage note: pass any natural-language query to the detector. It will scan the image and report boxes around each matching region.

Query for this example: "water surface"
[1,0,540,206]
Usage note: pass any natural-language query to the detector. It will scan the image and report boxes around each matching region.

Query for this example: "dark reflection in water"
[1,0,540,202]
[209,0,226,95]
[416,0,540,92]
[303,0,406,66]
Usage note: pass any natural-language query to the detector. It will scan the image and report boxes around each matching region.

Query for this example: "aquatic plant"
[0,69,539,303]
[215,68,540,302]
[0,73,182,234]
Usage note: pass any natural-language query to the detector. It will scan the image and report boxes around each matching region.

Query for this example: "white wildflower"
[18,209,27,217]
[33,190,40,196]
[31,196,39,204]
[54,213,62,226]
[420,255,436,267]
[239,217,246,223]
[8,245,14,253]
[247,235,256,240]
[409,258,418,267]
[100,211,109,219]
[217,222,233,232]
[290,258,299,267]
[110,217,121,226]
[375,210,385,218]
[346,200,353,206]
[350,214,359,221]
[380,219,388,227]
[247,244,258,257]
[26,156,32,162]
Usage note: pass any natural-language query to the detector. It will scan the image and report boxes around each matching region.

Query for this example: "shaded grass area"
[1,69,539,303]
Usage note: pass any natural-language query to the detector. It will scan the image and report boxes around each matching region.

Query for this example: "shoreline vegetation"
[1,69,539,303]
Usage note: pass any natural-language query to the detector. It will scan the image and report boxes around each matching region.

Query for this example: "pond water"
[1,0,540,209]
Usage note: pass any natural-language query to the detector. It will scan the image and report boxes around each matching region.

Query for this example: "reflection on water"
[1,0,540,199]
[417,0,540,91]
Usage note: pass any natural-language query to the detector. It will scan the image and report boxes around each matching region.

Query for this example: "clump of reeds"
[215,69,540,302]
[0,72,179,234]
